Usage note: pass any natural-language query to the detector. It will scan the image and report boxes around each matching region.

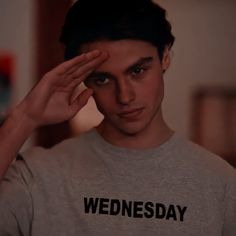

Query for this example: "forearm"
[0,105,36,181]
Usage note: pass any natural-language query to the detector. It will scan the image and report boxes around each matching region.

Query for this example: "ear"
[161,47,171,73]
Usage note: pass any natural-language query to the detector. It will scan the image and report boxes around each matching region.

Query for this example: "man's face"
[81,39,170,138]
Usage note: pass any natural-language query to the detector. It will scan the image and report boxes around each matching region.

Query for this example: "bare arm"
[0,50,108,181]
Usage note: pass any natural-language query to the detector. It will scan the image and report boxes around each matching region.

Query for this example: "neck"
[96,112,174,149]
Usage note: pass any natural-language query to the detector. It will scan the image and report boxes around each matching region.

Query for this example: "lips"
[117,108,144,120]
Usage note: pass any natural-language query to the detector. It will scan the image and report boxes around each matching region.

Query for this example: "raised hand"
[0,50,108,180]
[17,50,108,129]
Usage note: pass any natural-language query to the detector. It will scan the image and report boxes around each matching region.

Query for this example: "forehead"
[80,39,159,72]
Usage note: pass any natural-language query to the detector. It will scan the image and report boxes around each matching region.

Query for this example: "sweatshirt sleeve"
[223,170,236,236]
[0,159,33,236]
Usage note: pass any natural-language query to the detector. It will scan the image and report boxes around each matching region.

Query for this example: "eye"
[94,76,110,86]
[131,66,145,76]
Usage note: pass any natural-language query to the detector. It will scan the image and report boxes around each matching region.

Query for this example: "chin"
[101,114,155,137]
[115,121,150,136]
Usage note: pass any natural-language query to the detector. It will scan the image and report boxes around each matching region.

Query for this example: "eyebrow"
[89,56,154,79]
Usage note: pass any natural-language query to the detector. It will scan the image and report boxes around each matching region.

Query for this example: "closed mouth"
[118,108,144,119]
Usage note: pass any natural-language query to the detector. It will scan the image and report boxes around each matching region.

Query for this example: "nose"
[116,78,136,105]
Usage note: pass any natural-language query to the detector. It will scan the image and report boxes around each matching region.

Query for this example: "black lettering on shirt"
[99,198,109,214]
[133,201,143,218]
[121,199,132,217]
[84,197,99,214]
[156,203,166,219]
[177,205,188,222]
[144,202,154,218]
[110,199,120,215]
[166,204,177,221]
[84,197,188,222]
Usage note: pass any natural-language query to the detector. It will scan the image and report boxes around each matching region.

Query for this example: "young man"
[0,0,235,235]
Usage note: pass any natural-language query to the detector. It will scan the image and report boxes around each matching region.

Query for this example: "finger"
[53,51,108,88]
[64,50,105,76]
[69,52,108,81]
[66,69,93,91]
[41,51,101,89]
[58,52,107,88]
[54,50,102,75]
[69,88,94,114]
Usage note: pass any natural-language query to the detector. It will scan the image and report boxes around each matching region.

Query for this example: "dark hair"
[60,0,175,60]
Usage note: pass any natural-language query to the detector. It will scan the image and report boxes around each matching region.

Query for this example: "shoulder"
[171,134,236,181]
[13,132,93,180]
[2,129,103,197]
[21,130,93,162]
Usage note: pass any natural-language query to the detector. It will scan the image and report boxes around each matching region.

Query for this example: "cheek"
[141,74,164,100]
[152,79,164,101]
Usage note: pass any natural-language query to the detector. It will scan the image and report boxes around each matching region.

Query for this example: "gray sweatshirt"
[0,129,235,235]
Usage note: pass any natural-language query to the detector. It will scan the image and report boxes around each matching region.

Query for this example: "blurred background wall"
[0,0,235,165]
[0,0,35,148]
[158,0,236,165]
[158,0,236,136]
[0,0,35,104]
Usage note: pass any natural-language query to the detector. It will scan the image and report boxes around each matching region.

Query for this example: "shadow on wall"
[191,86,236,167]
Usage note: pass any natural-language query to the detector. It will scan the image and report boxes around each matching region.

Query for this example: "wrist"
[9,103,39,135]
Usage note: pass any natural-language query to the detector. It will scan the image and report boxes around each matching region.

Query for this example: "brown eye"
[131,66,145,76]
[94,76,110,85]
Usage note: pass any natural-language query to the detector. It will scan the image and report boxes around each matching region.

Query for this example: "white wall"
[0,0,36,148]
[0,0,35,104]
[157,0,236,138]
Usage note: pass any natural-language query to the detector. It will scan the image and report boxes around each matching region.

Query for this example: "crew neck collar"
[84,128,179,160]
